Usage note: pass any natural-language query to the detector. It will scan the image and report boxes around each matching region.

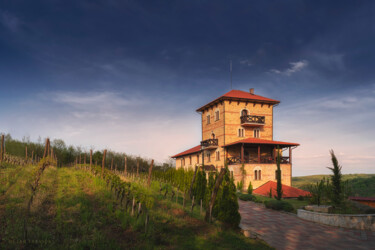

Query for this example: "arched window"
[254,170,258,180]
[215,109,220,121]
[189,156,192,165]
[241,109,248,117]
[254,128,260,138]
[254,167,262,180]
[211,132,215,139]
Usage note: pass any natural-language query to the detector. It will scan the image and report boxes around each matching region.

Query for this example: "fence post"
[124,156,127,176]
[25,146,28,159]
[191,196,195,212]
[90,150,92,170]
[147,160,154,187]
[0,134,4,163]
[102,150,107,178]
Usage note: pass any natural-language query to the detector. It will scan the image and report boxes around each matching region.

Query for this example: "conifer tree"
[275,147,283,200]
[328,150,342,206]
[247,181,253,195]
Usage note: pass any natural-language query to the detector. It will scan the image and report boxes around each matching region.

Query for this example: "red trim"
[196,90,280,112]
[171,145,201,158]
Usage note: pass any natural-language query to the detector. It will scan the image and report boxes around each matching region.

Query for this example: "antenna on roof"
[230,60,232,89]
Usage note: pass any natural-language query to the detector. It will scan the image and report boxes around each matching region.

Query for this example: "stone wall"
[297,209,375,231]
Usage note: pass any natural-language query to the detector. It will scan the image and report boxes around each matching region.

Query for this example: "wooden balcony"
[240,115,265,127]
[200,139,218,150]
[227,156,290,165]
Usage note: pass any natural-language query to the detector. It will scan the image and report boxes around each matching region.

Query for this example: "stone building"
[171,89,299,189]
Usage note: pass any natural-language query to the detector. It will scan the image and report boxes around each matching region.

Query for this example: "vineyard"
[0,136,271,249]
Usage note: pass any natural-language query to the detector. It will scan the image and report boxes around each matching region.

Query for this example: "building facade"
[171,89,299,189]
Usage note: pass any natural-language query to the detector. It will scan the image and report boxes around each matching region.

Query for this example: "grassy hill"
[292,174,375,197]
[0,162,271,249]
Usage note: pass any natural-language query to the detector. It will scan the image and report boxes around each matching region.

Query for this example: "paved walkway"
[239,200,375,250]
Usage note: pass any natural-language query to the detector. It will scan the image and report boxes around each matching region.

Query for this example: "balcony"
[240,115,265,127]
[227,156,290,165]
[200,139,218,150]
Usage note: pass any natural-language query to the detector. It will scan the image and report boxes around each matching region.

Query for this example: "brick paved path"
[239,200,375,250]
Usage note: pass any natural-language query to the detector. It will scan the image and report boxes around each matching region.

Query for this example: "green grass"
[0,165,272,249]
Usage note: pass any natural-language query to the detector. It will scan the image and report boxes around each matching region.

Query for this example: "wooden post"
[47,138,50,158]
[258,145,261,163]
[111,158,113,171]
[124,156,127,176]
[51,147,53,159]
[241,143,244,163]
[131,197,136,216]
[25,146,28,159]
[84,154,86,167]
[0,134,4,162]
[90,150,92,170]
[31,151,34,163]
[200,199,203,214]
[102,150,107,178]
[205,168,226,222]
[137,159,139,177]
[43,138,48,158]
[191,196,195,212]
[147,160,154,187]
[79,154,81,165]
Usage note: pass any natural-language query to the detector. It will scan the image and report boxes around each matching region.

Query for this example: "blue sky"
[0,0,374,175]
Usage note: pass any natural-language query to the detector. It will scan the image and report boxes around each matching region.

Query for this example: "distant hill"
[292,174,375,197]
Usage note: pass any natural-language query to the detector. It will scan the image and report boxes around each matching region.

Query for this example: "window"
[241,109,248,117]
[211,132,215,139]
[254,128,260,138]
[207,152,211,162]
[207,115,211,124]
[254,169,262,180]
[215,110,220,121]
[197,154,199,164]
[216,151,220,161]
[181,158,185,167]
[238,128,245,137]
[189,156,192,165]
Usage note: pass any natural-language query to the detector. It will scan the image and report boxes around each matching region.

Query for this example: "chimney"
[249,88,254,94]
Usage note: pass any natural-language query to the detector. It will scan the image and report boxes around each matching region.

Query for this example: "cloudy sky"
[1,0,374,175]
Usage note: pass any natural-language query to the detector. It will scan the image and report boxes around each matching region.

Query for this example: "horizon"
[1,1,374,176]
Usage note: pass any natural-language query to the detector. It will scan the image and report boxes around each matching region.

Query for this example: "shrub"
[238,193,257,202]
[236,180,243,191]
[247,181,253,194]
[297,195,304,201]
[264,200,294,212]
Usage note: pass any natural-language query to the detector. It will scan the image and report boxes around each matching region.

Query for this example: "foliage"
[328,150,343,206]
[193,169,207,203]
[238,193,257,202]
[264,200,294,212]
[216,166,241,228]
[268,187,272,198]
[247,181,253,194]
[236,180,243,191]
[275,148,283,200]
[308,179,326,206]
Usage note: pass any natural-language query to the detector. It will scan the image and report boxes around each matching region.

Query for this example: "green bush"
[247,181,253,194]
[264,200,294,212]
[236,180,243,191]
[238,193,257,202]
[297,195,304,201]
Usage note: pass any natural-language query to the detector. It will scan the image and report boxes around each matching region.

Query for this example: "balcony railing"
[227,156,290,164]
[240,115,265,126]
[200,139,218,149]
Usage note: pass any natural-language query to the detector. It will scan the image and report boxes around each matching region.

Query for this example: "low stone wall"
[297,209,375,231]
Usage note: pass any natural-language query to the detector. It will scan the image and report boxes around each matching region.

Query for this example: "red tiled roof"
[349,197,375,202]
[224,138,300,147]
[196,89,280,112]
[171,145,201,158]
[254,181,310,198]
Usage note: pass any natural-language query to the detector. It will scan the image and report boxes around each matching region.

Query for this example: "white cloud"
[270,60,308,76]
[240,59,253,67]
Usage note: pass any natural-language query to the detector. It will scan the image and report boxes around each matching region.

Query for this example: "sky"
[0,0,374,176]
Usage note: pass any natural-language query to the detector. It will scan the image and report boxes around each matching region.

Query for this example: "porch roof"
[223,138,299,147]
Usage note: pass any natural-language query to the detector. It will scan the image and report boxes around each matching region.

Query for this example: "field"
[292,174,375,197]
[0,163,271,249]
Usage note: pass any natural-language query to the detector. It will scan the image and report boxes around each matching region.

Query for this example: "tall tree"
[327,150,342,206]
[275,147,283,200]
